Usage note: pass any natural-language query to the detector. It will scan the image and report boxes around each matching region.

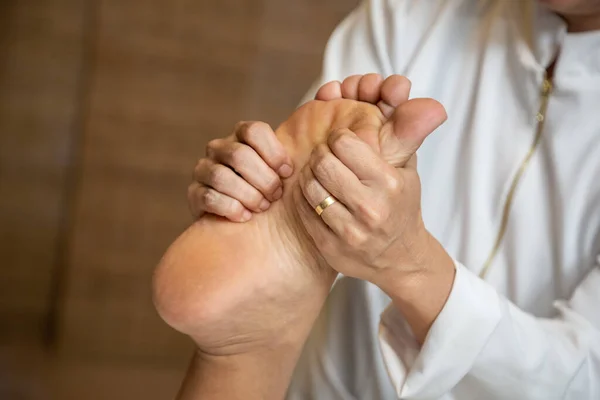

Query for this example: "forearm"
[178,345,304,400]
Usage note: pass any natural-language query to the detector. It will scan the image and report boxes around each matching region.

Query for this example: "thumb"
[378,98,447,168]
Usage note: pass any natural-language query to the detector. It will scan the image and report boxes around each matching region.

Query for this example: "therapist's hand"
[188,121,294,222]
[295,100,456,343]
[295,127,431,281]
[187,73,410,223]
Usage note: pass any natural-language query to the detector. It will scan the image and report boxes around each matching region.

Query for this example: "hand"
[297,75,445,284]
[187,73,410,223]
[295,127,429,282]
[188,121,294,222]
[294,99,455,342]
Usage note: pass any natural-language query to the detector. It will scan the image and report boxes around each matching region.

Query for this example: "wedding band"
[315,196,337,216]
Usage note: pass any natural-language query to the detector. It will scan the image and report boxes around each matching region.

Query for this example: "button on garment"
[287,1,600,399]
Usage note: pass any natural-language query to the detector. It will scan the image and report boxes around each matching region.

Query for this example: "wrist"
[374,232,456,344]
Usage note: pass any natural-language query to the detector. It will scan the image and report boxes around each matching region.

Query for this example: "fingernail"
[278,164,293,178]
[240,210,252,222]
[273,187,283,200]
[259,199,270,211]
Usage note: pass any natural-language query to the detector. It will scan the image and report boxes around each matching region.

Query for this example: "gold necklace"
[479,78,553,279]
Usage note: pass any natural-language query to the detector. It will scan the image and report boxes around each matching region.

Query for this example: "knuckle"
[229,144,253,169]
[243,121,270,142]
[226,200,244,218]
[208,165,228,188]
[312,143,329,158]
[342,225,368,248]
[327,128,355,154]
[205,139,220,157]
[238,121,269,143]
[233,121,248,133]
[358,202,385,227]
[193,158,211,177]
[263,173,281,193]
[247,192,265,210]
[310,145,335,176]
[383,173,404,194]
[328,128,349,144]
[268,147,287,166]
[304,179,321,200]
[202,188,220,208]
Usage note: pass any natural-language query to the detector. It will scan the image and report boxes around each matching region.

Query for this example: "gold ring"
[315,196,337,216]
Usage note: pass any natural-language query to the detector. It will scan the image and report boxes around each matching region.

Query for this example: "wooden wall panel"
[243,0,360,122]
[58,0,359,362]
[0,0,86,342]
[58,0,266,362]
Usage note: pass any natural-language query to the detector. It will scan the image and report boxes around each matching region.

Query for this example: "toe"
[357,73,384,104]
[341,75,363,99]
[315,81,343,101]
[377,75,412,118]
[379,98,447,167]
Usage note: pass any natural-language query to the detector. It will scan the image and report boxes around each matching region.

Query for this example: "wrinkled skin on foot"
[153,97,444,356]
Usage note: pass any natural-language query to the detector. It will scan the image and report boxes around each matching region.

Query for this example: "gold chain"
[479,78,553,279]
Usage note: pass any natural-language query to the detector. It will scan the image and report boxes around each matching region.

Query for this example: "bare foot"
[316,74,412,119]
[152,79,446,357]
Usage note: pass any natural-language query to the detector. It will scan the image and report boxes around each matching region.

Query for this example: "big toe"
[379,98,447,167]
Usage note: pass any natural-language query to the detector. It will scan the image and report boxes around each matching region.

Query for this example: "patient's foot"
[153,78,446,357]
[316,74,412,119]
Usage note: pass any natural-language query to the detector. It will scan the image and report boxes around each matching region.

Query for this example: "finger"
[308,141,371,214]
[357,73,384,104]
[377,75,412,118]
[195,159,271,212]
[188,183,252,222]
[298,164,359,240]
[327,128,395,184]
[291,183,340,255]
[340,75,363,99]
[206,139,283,202]
[234,121,294,178]
[315,81,342,101]
[188,181,206,219]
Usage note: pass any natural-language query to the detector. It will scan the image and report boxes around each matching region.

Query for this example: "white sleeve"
[379,259,600,399]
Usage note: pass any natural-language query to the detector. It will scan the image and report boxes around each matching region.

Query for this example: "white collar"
[509,2,600,79]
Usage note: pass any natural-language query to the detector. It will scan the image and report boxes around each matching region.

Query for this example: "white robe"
[287,1,600,399]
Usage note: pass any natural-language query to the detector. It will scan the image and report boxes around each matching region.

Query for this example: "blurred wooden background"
[0,0,358,398]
